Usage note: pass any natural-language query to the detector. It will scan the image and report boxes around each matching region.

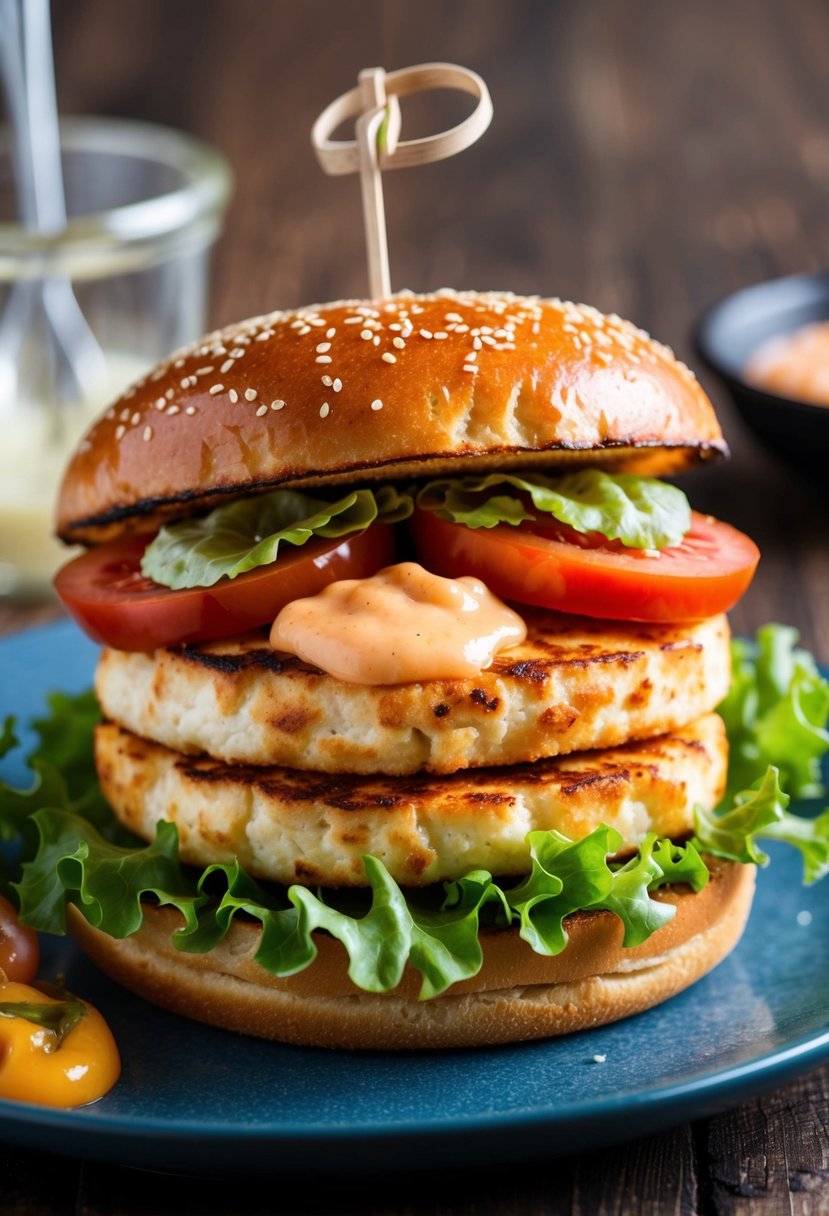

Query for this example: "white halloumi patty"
[95,712,727,888]
[95,611,731,776]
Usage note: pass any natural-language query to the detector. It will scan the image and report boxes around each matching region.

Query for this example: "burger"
[33,288,774,1050]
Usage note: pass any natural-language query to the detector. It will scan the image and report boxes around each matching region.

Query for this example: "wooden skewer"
[355,68,394,299]
[311,61,493,300]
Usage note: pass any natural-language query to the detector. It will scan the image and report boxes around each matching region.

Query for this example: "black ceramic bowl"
[694,270,829,478]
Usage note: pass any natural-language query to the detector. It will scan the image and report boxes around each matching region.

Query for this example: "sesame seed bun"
[55,289,726,545]
[66,860,755,1050]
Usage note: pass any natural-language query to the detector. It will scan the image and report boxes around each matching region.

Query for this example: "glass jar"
[0,116,233,598]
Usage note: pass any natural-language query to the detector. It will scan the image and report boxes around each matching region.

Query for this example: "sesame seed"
[332,378,342,392]
[344,316,362,324]
[382,352,397,363]
[143,426,153,442]
[245,388,257,401]
[316,342,331,353]
[393,336,405,349]
[115,424,125,439]
[165,388,175,400]
[370,398,383,411]
[229,389,238,403]
[167,405,180,415]
[373,336,380,346]
[445,312,463,322]
[320,402,330,418]
[389,323,402,331]
[271,399,285,410]
[326,327,336,338]
[360,329,374,340]
[131,412,141,425]
[209,384,224,395]
[230,348,245,358]
[298,325,311,335]
[155,397,166,411]
[221,359,234,373]
[463,364,479,373]
[433,331,448,340]
[473,336,482,350]
[321,374,333,386]
[256,404,268,416]
[466,350,478,361]
[195,366,214,376]
[420,329,433,339]
[315,355,332,364]
[186,406,196,415]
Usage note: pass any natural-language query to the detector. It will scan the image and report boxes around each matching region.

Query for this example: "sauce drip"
[270,561,527,684]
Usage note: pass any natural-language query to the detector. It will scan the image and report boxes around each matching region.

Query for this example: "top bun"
[56,290,726,544]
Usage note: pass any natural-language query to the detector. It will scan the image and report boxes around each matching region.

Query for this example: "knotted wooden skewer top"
[311,62,493,299]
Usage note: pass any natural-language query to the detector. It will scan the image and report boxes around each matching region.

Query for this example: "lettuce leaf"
[417,469,691,550]
[718,623,829,804]
[694,766,829,884]
[139,468,689,591]
[11,800,708,1000]
[141,486,412,590]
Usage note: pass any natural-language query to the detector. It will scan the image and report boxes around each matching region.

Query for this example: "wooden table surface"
[3,1,829,1210]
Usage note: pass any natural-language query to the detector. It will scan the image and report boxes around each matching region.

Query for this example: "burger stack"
[52,291,759,1049]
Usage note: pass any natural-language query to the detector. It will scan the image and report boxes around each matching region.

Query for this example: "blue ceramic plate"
[1,620,828,1177]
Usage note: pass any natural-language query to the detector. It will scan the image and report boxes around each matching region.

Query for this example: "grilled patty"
[96,712,728,888]
[95,611,730,776]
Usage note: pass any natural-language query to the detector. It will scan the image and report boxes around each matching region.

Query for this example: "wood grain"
[3,0,829,1211]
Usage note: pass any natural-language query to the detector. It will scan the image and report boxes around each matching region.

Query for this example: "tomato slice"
[0,894,40,984]
[409,508,759,622]
[54,524,395,652]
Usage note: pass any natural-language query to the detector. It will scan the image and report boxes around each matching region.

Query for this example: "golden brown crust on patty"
[55,290,726,544]
[95,712,728,887]
[95,612,731,775]
[66,861,755,1049]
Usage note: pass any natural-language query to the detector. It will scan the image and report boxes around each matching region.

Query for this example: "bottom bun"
[67,861,755,1050]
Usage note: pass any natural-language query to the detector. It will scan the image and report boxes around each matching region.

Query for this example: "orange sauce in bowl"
[0,979,121,1108]
[744,320,829,406]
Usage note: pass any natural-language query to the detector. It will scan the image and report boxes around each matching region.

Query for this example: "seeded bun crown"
[56,289,727,545]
